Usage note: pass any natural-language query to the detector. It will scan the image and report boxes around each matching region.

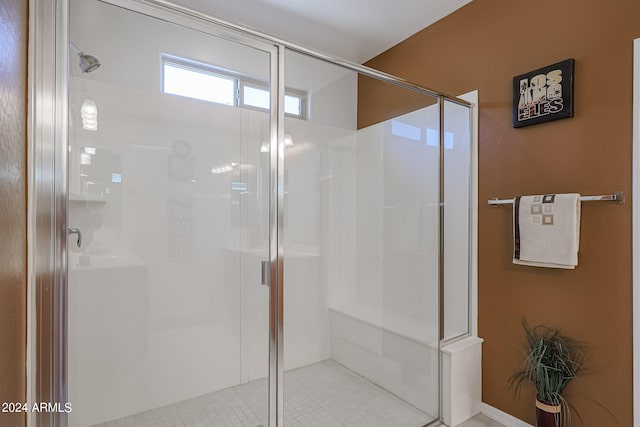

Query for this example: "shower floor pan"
[93,359,434,427]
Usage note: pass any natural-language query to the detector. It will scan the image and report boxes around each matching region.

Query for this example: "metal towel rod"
[487,192,625,206]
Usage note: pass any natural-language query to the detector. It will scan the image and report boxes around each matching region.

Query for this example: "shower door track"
[30,0,471,426]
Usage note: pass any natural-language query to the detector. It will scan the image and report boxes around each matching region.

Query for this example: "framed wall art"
[513,58,574,128]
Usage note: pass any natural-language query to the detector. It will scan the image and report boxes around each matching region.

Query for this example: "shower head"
[70,42,101,73]
[77,52,101,73]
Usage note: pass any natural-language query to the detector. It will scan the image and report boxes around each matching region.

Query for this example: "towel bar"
[487,192,624,206]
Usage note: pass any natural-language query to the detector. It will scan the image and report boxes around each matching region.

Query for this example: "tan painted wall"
[362,0,640,425]
[0,0,28,426]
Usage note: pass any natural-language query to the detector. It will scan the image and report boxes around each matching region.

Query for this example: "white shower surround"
[65,1,478,426]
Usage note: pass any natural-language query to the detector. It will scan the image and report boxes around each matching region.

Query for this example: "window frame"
[238,80,307,119]
[162,55,239,106]
[162,54,307,120]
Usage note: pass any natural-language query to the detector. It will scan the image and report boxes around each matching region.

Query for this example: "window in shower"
[162,54,306,118]
[162,58,236,105]
[240,82,306,118]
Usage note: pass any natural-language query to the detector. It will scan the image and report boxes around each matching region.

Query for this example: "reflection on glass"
[283,49,442,426]
[68,1,271,426]
[80,99,98,131]
[67,1,471,426]
[443,99,471,342]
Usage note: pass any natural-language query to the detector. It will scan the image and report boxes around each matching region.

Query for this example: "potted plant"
[508,318,586,427]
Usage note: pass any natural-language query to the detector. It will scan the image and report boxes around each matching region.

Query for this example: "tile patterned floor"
[95,359,504,427]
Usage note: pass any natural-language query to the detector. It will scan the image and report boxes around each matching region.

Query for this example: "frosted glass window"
[243,85,304,118]
[162,55,306,118]
[163,62,235,105]
[284,95,302,116]
[244,85,270,110]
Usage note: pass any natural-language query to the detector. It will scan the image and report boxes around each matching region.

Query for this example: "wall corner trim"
[479,403,534,427]
[632,37,640,427]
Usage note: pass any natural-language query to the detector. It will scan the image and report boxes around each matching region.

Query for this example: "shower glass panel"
[443,99,472,342]
[283,49,441,426]
[68,1,272,425]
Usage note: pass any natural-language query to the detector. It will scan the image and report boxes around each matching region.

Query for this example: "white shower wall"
[68,82,269,426]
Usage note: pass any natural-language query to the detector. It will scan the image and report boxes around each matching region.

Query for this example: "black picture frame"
[513,58,574,128]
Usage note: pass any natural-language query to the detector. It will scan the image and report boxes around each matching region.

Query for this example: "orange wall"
[0,0,28,426]
[363,0,640,425]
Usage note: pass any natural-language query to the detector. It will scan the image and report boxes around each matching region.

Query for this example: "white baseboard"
[479,403,534,427]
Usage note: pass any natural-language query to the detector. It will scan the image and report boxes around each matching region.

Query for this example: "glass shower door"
[67,1,274,425]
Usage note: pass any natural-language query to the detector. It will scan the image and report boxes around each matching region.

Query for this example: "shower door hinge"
[261,260,270,286]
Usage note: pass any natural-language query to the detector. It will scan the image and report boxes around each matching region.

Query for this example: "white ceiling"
[170,0,473,63]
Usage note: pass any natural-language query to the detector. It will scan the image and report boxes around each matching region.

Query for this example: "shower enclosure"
[30,0,475,426]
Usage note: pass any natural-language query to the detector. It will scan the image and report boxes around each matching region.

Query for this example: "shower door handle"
[261,260,270,286]
[67,227,82,248]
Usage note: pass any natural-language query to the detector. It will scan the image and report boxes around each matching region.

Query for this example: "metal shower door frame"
[31,0,285,425]
[29,1,70,425]
[30,0,474,426]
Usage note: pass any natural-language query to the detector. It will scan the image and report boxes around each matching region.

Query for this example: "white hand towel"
[513,193,581,269]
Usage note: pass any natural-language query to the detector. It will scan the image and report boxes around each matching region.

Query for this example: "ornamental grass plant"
[508,318,586,427]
